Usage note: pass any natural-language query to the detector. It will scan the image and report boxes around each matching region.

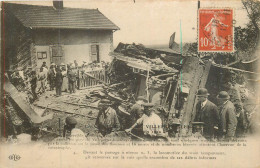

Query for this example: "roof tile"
[4,3,120,30]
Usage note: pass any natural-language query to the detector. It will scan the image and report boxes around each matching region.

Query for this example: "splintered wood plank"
[5,76,52,124]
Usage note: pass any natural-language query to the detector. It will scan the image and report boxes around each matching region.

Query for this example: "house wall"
[4,11,32,70]
[32,29,114,68]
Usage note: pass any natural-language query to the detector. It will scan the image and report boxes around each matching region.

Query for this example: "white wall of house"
[33,29,114,68]
[34,46,51,69]
[63,42,112,65]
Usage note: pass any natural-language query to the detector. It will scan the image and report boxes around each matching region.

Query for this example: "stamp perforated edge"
[197,7,235,53]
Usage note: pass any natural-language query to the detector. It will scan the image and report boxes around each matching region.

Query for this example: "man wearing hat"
[194,88,219,140]
[125,103,164,140]
[48,63,56,91]
[55,68,63,96]
[129,96,148,124]
[217,91,237,140]
[30,70,38,101]
[127,96,148,136]
[41,61,48,70]
[37,67,46,93]
[68,66,77,93]
[63,116,86,141]
[95,101,121,136]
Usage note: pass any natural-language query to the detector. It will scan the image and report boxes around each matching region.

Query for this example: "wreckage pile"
[2,42,259,143]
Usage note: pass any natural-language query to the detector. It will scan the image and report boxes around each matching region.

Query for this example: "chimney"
[53,0,63,10]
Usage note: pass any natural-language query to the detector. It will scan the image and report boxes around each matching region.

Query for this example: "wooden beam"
[212,63,260,74]
[61,101,99,109]
[34,104,97,119]
[5,75,53,124]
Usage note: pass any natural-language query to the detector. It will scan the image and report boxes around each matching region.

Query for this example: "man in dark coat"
[48,64,56,91]
[55,68,63,96]
[217,91,237,140]
[194,88,219,140]
[95,102,120,136]
[68,67,77,94]
[30,70,37,101]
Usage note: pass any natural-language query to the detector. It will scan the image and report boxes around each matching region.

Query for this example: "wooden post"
[167,57,211,137]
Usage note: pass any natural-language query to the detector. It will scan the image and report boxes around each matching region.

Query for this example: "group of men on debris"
[61,87,251,142]
[64,98,166,141]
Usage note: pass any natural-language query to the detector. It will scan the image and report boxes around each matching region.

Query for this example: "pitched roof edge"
[3,2,120,30]
[96,8,120,30]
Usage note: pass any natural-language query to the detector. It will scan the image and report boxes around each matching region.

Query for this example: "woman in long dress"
[61,64,68,92]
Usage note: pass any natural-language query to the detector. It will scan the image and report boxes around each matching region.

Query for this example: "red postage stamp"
[198,8,234,52]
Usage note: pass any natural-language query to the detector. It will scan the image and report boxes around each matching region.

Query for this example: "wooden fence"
[78,68,109,89]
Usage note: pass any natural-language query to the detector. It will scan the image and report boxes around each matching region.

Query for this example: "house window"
[52,45,63,57]
[90,44,100,63]
[37,52,47,59]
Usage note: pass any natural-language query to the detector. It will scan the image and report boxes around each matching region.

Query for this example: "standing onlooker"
[73,60,78,69]
[42,67,48,90]
[48,64,56,91]
[41,61,48,70]
[38,67,46,93]
[61,63,68,92]
[41,62,48,89]
[194,88,219,140]
[55,68,63,96]
[30,70,37,101]
[217,91,237,140]
[68,66,76,94]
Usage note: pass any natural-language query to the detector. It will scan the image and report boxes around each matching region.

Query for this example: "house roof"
[4,3,120,30]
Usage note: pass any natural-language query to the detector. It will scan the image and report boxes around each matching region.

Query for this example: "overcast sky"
[9,0,249,46]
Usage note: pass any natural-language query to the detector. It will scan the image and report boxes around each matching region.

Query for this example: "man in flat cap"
[63,116,86,141]
[217,91,237,140]
[194,88,219,140]
[126,102,165,140]
[127,96,148,137]
[129,96,148,124]
[95,102,121,136]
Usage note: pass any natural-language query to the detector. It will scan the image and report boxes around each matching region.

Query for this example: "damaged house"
[2,2,119,71]
[109,42,259,137]
[109,43,212,136]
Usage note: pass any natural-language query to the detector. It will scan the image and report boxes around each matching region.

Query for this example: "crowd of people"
[8,60,109,103]
[32,61,79,99]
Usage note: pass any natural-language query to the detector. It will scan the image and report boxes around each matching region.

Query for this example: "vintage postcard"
[0,0,260,168]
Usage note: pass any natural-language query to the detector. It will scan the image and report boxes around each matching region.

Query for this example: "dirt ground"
[33,87,103,139]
